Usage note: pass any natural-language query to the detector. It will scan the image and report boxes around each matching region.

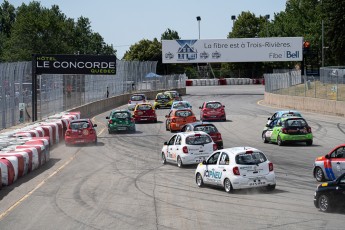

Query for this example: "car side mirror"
[325,154,330,159]
[199,106,202,109]
[164,141,168,145]
[106,116,110,119]
[267,117,271,120]
[93,124,97,127]
[202,160,207,165]
[165,115,169,118]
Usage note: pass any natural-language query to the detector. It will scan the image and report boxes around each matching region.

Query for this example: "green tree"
[225,12,269,78]
[322,0,345,65]
[161,28,180,40]
[0,0,15,60]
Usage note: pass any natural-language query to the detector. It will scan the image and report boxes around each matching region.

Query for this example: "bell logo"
[286,51,300,58]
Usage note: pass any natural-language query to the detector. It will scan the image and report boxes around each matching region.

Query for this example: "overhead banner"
[33,54,117,75]
[162,37,303,63]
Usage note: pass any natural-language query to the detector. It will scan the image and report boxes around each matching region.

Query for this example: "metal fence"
[0,60,186,130]
[264,67,345,101]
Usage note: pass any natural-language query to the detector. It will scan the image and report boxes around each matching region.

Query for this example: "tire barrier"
[186,78,261,86]
[0,111,80,188]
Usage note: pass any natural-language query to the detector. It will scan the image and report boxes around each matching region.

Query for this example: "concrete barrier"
[68,88,186,118]
[264,92,345,117]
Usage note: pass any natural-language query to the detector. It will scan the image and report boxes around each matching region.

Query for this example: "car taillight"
[65,130,71,136]
[269,162,274,171]
[221,109,225,113]
[217,133,222,139]
[172,118,176,123]
[109,120,113,124]
[282,128,288,134]
[213,144,217,151]
[307,126,312,133]
[182,146,188,154]
[193,117,196,122]
[89,129,94,134]
[233,166,240,175]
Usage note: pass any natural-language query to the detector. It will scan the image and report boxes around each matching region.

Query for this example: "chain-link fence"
[264,67,345,101]
[0,60,186,130]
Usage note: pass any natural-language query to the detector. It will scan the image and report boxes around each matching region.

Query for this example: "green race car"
[106,110,136,133]
[153,92,173,109]
[262,116,313,146]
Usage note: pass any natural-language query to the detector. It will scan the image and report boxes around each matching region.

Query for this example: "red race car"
[199,101,226,121]
[65,119,97,146]
[133,103,157,123]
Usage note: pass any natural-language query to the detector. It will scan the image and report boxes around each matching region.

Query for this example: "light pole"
[265,14,270,37]
[196,16,201,39]
[231,15,236,31]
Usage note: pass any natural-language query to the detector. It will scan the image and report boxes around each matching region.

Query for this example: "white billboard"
[162,37,303,63]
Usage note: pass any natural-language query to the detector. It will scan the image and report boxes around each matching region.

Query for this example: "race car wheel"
[177,156,183,168]
[314,167,325,182]
[94,138,98,146]
[196,173,204,187]
[318,194,332,212]
[165,122,169,131]
[306,140,313,146]
[224,178,233,193]
[277,136,284,146]
[265,184,276,192]
[154,119,157,123]
[262,132,268,143]
[161,153,166,164]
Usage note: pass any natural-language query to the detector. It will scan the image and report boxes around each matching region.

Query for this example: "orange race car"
[165,109,196,132]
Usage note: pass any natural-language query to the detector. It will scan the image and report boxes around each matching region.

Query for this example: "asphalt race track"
[1,85,344,230]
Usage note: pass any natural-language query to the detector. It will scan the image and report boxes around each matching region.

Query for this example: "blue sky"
[9,0,287,59]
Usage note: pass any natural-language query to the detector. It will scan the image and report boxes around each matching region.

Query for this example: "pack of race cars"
[102,92,344,213]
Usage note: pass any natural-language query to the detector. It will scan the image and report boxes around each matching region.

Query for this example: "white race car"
[161,131,217,168]
[195,147,276,192]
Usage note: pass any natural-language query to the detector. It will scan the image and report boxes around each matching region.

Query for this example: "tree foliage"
[0,1,115,62]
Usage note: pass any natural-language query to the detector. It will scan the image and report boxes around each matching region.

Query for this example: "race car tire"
[161,153,166,164]
[265,184,276,191]
[108,129,112,134]
[306,140,313,146]
[177,156,183,168]
[262,132,268,143]
[196,173,204,187]
[94,138,98,146]
[224,178,233,193]
[314,167,325,182]
[318,194,332,212]
[154,119,157,123]
[277,136,284,146]
[165,122,169,131]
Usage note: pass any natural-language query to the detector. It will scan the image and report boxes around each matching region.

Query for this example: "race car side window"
[331,147,345,158]
[175,135,182,145]
[219,153,229,165]
[207,152,221,165]
[168,135,177,145]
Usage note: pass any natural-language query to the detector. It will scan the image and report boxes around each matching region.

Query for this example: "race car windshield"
[113,112,130,119]
[194,125,217,133]
[175,110,192,117]
[137,104,152,111]
[285,119,307,127]
[173,103,188,109]
[206,102,222,109]
[235,152,267,165]
[157,94,169,99]
[70,121,89,130]
[186,135,212,145]
[131,95,145,101]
